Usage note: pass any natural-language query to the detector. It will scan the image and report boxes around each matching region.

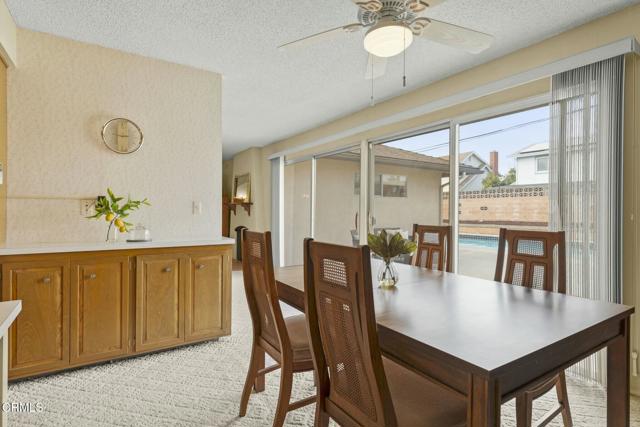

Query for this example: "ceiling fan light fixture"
[364,21,413,58]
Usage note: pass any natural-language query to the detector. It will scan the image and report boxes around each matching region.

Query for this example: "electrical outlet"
[81,199,96,217]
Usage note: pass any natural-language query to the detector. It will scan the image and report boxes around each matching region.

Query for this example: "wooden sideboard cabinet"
[0,243,232,380]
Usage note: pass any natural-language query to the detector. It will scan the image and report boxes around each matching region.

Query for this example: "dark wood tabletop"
[275,260,634,426]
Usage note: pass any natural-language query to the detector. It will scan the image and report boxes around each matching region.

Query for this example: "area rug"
[7,270,640,426]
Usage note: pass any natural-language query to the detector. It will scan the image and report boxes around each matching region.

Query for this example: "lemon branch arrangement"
[88,188,150,241]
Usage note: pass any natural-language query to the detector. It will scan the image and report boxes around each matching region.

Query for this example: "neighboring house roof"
[512,142,549,158]
[336,145,483,175]
[440,151,473,162]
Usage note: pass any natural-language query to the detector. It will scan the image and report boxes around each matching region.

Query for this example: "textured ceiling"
[5,0,639,158]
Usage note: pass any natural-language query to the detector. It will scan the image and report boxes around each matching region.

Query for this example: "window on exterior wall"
[354,174,406,197]
[381,175,408,197]
[536,156,549,173]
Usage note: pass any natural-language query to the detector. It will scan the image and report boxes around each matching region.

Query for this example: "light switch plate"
[192,201,202,215]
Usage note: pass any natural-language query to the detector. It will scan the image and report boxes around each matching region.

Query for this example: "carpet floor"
[7,270,640,426]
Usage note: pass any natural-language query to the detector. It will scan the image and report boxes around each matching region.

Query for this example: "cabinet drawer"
[2,260,69,377]
[70,257,130,364]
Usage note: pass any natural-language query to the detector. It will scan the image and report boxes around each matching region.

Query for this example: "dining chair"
[412,224,452,272]
[239,230,315,427]
[494,228,572,427]
[303,238,466,427]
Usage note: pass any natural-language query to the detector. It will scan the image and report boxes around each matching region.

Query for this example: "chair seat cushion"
[284,314,312,362]
[383,357,467,427]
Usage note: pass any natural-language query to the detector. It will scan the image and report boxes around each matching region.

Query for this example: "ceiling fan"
[278,0,493,80]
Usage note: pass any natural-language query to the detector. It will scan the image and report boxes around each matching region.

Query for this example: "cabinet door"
[2,260,69,377]
[70,257,129,364]
[136,254,185,352]
[185,249,231,341]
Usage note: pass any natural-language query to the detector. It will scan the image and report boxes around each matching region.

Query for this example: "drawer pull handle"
[86,273,97,280]
[163,267,172,273]
[196,264,205,270]
[42,277,51,284]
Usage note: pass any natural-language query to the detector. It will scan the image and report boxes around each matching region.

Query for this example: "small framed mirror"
[233,174,251,203]
[101,118,144,154]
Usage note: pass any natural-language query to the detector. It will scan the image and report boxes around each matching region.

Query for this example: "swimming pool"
[459,234,498,249]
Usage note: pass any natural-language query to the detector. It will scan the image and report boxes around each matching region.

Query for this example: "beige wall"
[229,147,264,234]
[7,29,222,243]
[0,0,16,66]
[0,60,5,243]
[222,159,234,199]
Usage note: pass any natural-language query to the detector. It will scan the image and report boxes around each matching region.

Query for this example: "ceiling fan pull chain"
[370,55,375,106]
[403,30,407,88]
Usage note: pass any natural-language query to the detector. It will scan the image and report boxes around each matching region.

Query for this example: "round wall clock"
[101,118,144,154]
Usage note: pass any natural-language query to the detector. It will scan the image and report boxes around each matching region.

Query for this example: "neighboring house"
[441,151,494,192]
[512,143,549,185]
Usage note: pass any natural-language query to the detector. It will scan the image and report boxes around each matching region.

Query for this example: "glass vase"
[377,260,399,289]
[106,220,119,243]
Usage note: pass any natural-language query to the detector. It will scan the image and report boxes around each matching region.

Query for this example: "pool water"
[458,235,498,249]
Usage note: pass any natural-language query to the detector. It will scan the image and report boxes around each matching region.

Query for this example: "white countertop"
[0,238,235,256]
[0,301,21,334]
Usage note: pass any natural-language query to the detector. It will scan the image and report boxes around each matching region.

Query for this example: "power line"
[388,116,550,155]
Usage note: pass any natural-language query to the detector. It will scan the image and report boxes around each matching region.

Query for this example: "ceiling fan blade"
[406,0,447,13]
[278,23,362,50]
[351,0,383,12]
[418,19,493,54]
[365,54,387,80]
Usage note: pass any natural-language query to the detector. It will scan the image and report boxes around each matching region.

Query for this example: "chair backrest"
[304,239,396,427]
[494,228,566,293]
[411,224,452,272]
[241,230,290,357]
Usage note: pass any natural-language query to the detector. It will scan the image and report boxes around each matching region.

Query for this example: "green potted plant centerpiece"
[88,188,150,242]
[367,229,416,289]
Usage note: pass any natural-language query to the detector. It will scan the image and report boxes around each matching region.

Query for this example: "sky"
[385,105,550,175]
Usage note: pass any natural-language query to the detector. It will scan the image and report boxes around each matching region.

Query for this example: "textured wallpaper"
[6,29,222,244]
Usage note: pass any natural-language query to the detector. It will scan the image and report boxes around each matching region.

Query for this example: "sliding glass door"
[275,100,552,272]
[282,159,312,266]
[314,147,361,247]
[370,128,450,263]
[456,106,550,279]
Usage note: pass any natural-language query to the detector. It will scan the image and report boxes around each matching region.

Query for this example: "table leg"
[607,317,630,427]
[253,347,265,392]
[469,375,500,427]
[0,331,7,427]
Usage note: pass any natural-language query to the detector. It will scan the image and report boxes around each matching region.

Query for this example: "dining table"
[269,260,633,427]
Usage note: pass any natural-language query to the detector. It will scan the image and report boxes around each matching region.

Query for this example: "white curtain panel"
[549,55,624,385]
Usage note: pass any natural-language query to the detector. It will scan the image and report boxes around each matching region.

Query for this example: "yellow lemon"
[118,226,127,233]
[105,213,114,222]
[115,218,124,228]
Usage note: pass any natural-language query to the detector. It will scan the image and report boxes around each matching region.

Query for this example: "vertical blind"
[549,55,624,384]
